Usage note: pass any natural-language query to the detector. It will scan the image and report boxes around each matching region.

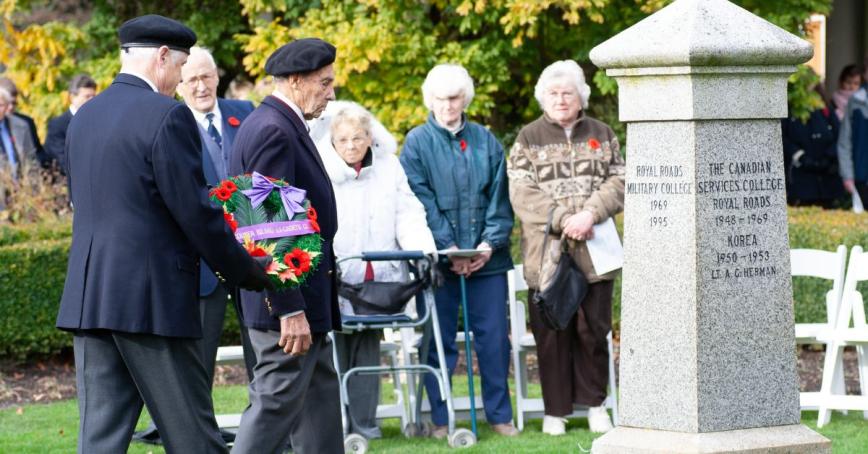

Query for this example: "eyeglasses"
[333,136,368,147]
[183,73,216,87]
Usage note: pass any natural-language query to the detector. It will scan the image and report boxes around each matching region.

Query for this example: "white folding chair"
[508,265,618,431]
[789,246,848,410]
[815,245,868,427]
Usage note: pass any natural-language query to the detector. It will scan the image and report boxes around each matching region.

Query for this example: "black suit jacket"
[12,112,48,167]
[230,96,340,333]
[45,110,72,173]
[56,74,256,338]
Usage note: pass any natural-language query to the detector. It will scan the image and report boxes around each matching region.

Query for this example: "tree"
[1,0,832,141]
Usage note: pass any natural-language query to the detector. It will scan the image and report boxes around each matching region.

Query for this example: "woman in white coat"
[311,102,436,439]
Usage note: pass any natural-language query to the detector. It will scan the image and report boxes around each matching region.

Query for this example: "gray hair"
[0,78,16,98]
[421,64,475,111]
[0,87,12,103]
[187,46,217,70]
[330,105,373,138]
[120,46,187,65]
[534,60,591,109]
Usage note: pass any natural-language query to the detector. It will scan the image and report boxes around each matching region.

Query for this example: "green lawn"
[1,377,866,453]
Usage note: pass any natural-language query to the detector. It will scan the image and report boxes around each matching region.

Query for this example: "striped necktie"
[206,112,222,148]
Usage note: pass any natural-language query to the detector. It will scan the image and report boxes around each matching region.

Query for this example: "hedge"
[0,239,72,360]
[1,207,867,360]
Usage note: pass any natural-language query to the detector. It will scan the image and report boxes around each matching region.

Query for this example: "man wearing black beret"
[230,38,343,453]
[56,14,271,454]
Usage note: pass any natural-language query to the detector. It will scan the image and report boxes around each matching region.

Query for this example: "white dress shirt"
[119,70,158,92]
[271,90,309,132]
[189,104,223,136]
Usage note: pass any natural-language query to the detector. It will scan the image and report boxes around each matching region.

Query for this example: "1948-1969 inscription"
[628,159,783,280]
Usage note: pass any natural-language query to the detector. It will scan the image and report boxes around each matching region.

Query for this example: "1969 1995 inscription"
[626,164,691,229]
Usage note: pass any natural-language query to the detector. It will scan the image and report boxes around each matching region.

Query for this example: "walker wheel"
[344,433,368,454]
[449,428,476,448]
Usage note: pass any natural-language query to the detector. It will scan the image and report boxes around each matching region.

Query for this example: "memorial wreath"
[209,171,322,290]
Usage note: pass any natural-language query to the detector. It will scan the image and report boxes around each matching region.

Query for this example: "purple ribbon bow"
[241,172,307,215]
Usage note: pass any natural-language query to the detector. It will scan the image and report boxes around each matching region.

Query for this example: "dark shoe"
[131,427,162,445]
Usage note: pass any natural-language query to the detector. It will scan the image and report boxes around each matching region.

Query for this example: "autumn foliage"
[1,0,830,140]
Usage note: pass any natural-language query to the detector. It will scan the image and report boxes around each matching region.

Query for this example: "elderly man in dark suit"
[44,74,97,174]
[133,46,259,446]
[0,87,40,177]
[55,15,271,454]
[0,77,48,168]
[230,38,343,454]
[179,44,258,388]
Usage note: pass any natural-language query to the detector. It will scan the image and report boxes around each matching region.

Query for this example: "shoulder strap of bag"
[538,207,556,277]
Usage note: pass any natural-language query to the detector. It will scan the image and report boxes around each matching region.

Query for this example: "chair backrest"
[508,265,530,342]
[843,246,868,292]
[790,246,848,304]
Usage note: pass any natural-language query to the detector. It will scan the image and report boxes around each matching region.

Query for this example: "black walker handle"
[361,250,426,261]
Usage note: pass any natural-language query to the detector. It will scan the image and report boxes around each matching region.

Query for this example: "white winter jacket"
[310,102,436,315]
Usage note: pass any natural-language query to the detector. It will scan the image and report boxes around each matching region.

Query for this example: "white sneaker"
[587,406,614,433]
[542,415,567,436]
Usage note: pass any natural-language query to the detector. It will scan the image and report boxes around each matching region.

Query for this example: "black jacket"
[230,96,340,333]
[45,110,72,173]
[56,74,257,338]
[782,107,847,205]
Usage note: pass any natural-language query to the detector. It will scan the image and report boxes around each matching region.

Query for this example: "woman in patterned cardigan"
[507,60,625,435]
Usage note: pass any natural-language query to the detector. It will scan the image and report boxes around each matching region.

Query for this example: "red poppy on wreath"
[588,138,601,150]
[215,187,233,201]
[307,206,318,221]
[209,187,218,197]
[223,212,238,232]
[284,248,312,276]
[459,139,468,152]
[227,116,241,127]
[245,243,268,257]
[309,217,321,233]
[221,180,238,193]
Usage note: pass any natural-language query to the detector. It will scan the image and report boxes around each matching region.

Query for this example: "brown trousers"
[528,280,614,416]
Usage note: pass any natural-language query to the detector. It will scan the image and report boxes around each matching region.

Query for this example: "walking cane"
[459,274,478,438]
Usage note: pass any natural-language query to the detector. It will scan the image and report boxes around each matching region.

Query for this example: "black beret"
[265,38,336,77]
[118,14,197,54]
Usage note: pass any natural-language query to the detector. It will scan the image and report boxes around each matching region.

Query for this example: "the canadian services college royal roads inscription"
[627,160,784,281]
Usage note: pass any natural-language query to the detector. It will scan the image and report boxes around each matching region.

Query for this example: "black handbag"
[337,261,431,315]
[532,208,589,331]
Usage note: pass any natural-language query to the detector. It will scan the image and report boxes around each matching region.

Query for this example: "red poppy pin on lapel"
[459,139,468,152]
[588,138,601,150]
[228,116,241,127]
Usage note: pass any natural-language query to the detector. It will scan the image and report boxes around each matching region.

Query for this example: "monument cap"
[119,14,197,54]
[590,0,813,69]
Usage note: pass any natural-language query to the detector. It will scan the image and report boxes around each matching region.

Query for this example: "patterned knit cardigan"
[507,112,625,287]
